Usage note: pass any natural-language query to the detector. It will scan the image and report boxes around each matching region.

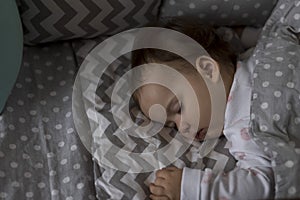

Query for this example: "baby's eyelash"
[177,104,181,113]
[165,122,176,128]
[177,102,182,114]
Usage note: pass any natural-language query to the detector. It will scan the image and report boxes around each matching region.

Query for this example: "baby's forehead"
[138,84,171,105]
[139,83,173,101]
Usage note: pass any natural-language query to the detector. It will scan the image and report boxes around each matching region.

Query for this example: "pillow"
[247,0,300,198]
[0,0,23,113]
[159,0,278,27]
[71,36,236,199]
[18,0,162,45]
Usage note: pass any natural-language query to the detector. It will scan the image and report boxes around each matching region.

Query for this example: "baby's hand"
[149,167,183,200]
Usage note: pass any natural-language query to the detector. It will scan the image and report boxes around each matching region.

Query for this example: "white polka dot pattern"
[249,0,300,197]
[0,42,95,199]
[159,0,277,26]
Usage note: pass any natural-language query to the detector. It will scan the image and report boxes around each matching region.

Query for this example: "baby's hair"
[131,16,237,103]
[132,16,236,68]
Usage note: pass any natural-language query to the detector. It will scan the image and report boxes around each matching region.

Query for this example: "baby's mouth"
[195,128,207,141]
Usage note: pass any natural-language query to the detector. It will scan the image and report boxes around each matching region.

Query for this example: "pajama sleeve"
[181,125,275,200]
[180,132,275,200]
[181,164,274,200]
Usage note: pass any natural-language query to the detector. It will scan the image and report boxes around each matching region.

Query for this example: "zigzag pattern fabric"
[71,37,236,199]
[18,0,161,45]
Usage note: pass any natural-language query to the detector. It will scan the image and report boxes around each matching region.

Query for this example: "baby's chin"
[193,127,224,142]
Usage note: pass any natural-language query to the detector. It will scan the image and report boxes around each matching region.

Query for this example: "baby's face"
[137,60,212,141]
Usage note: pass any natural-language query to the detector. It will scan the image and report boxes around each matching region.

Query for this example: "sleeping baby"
[130,17,274,200]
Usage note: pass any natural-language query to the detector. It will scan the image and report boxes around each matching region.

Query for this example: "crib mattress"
[0,42,96,200]
[0,36,237,199]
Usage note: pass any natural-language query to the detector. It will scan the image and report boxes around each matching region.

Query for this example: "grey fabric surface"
[18,0,162,45]
[248,0,300,198]
[159,0,278,27]
[0,42,96,200]
[0,35,235,200]
[71,36,236,200]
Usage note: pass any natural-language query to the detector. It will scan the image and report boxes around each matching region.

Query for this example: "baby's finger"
[156,169,169,178]
[149,183,164,195]
[154,177,166,187]
[149,194,169,200]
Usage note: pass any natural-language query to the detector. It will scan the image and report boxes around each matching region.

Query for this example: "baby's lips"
[195,128,208,141]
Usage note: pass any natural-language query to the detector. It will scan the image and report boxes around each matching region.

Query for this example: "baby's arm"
[181,165,274,200]
[149,165,274,200]
[150,136,274,200]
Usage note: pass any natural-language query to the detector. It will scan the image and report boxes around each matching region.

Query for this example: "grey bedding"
[3,0,297,198]
[71,34,236,199]
[0,36,236,199]
[71,2,300,197]
[0,42,96,199]
[249,0,300,198]
[6,11,295,200]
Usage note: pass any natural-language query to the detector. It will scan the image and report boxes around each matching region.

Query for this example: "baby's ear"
[195,56,220,83]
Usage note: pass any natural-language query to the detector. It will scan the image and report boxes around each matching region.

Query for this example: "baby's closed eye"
[165,121,176,129]
[172,101,181,114]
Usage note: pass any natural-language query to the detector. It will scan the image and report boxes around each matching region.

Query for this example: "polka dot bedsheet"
[159,0,278,27]
[1,0,299,199]
[0,42,97,200]
[247,0,300,198]
[0,37,237,199]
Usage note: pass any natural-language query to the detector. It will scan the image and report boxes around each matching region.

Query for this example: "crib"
[1,0,299,199]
